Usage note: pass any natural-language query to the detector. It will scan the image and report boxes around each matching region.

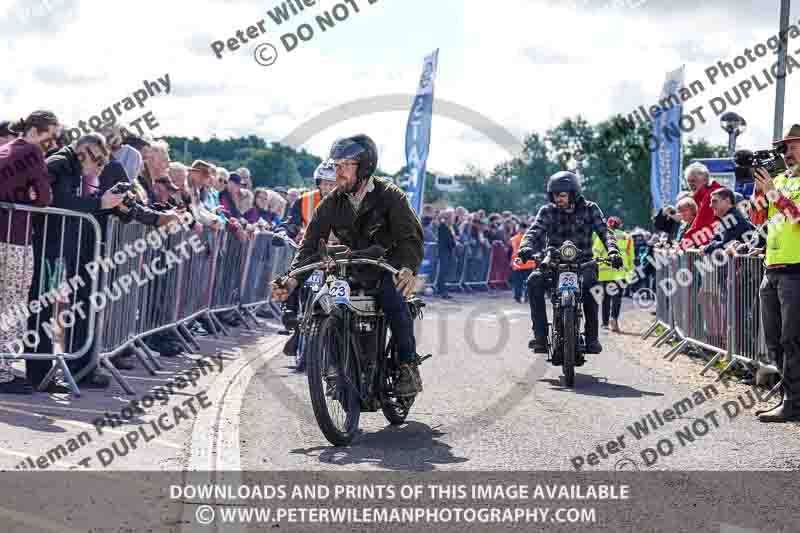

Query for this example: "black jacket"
[704,207,755,255]
[520,195,618,262]
[289,177,424,284]
[437,222,456,253]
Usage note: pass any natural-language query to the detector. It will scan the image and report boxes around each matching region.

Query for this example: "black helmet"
[329,134,378,182]
[546,171,581,204]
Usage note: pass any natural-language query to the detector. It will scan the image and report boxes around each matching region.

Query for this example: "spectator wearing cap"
[219,172,245,219]
[0,120,18,146]
[0,111,58,392]
[186,160,223,231]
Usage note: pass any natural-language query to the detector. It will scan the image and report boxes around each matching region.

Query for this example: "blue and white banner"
[404,49,439,215]
[650,66,684,211]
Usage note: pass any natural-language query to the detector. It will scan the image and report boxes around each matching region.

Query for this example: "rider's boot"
[395,362,423,397]
[585,338,603,354]
[528,337,548,353]
[283,330,299,357]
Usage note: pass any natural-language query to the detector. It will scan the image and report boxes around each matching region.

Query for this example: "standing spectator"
[700,188,755,258]
[0,120,16,146]
[0,111,58,392]
[436,209,456,299]
[595,216,634,332]
[749,125,800,422]
[245,188,279,226]
[284,187,299,207]
[674,196,698,243]
[680,162,722,249]
[652,205,682,243]
[99,124,141,182]
[137,139,171,205]
[169,162,193,210]
[219,173,245,219]
[510,222,534,303]
[236,167,253,190]
[186,160,222,230]
[240,187,254,215]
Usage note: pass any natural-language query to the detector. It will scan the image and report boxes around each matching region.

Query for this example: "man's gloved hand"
[609,252,623,269]
[518,247,533,263]
[271,277,298,301]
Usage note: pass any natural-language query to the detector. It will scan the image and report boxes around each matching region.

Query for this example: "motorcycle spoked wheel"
[561,305,576,387]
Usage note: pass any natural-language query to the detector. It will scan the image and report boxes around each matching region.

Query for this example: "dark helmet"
[546,171,581,204]
[329,134,378,182]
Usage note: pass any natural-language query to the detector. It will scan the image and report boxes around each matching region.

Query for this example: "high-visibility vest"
[510,233,535,270]
[593,230,633,282]
[300,190,322,227]
[766,172,800,266]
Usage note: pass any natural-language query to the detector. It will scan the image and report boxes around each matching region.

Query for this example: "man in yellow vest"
[593,216,633,333]
[752,124,800,422]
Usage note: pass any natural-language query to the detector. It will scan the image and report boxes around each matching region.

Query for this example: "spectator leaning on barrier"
[240,187,254,215]
[674,196,698,244]
[236,167,252,190]
[0,111,58,392]
[700,187,755,258]
[0,120,17,146]
[99,124,141,182]
[244,187,276,226]
[509,222,534,303]
[680,162,722,250]
[186,160,223,231]
[748,124,800,422]
[652,204,682,244]
[594,216,633,333]
[435,209,456,299]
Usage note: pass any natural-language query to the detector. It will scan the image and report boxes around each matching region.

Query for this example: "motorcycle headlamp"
[560,242,578,261]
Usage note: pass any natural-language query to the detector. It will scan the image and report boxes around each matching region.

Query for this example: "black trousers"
[436,252,452,295]
[526,267,600,342]
[26,234,98,387]
[601,281,622,324]
[760,269,800,404]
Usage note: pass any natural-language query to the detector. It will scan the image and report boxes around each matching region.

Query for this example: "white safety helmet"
[314,159,337,186]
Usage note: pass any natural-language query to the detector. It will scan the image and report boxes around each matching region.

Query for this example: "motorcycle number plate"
[330,280,351,304]
[558,272,579,292]
[305,270,324,287]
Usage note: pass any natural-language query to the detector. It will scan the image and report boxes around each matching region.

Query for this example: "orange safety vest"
[300,190,322,227]
[510,232,535,270]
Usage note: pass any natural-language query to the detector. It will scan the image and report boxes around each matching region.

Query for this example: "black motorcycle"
[537,241,610,387]
[277,241,430,446]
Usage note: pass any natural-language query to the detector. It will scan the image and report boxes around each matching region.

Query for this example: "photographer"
[26,133,176,391]
[750,125,800,422]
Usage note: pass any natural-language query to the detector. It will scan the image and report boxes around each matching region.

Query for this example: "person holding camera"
[748,125,800,422]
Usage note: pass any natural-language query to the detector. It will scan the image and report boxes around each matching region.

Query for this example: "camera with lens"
[734,148,787,183]
[107,181,136,207]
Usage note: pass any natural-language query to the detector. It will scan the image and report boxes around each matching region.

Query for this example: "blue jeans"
[377,271,416,363]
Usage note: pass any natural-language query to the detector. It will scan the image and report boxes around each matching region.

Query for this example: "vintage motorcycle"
[537,241,610,387]
[277,241,430,446]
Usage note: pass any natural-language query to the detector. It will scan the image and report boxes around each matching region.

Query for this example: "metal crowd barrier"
[461,241,491,290]
[643,247,776,393]
[77,217,298,394]
[419,241,439,289]
[0,202,102,395]
[487,241,511,289]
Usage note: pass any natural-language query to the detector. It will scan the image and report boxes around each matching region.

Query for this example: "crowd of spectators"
[0,111,317,394]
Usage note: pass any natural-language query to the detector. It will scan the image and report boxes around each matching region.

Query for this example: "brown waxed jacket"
[289,177,424,284]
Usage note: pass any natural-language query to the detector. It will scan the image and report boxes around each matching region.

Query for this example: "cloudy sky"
[2,0,800,177]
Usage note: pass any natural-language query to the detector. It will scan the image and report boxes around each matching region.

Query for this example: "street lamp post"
[775,0,791,142]
[720,111,747,157]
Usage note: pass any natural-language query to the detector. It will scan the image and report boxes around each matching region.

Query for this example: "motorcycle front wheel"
[307,315,361,446]
[562,305,576,387]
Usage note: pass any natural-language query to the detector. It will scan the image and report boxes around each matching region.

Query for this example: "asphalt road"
[239,293,800,472]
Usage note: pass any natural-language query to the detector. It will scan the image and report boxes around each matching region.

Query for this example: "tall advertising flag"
[650,66,685,211]
[404,49,439,215]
